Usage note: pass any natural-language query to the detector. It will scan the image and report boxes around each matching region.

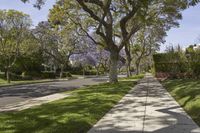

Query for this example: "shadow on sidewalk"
[88,75,200,133]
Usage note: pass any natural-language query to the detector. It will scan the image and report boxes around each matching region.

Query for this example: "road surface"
[0,77,108,108]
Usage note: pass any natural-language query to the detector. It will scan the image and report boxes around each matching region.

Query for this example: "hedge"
[153,52,200,79]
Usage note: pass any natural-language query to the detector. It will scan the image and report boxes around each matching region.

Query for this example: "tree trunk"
[4,71,7,79]
[126,58,132,77]
[6,67,11,84]
[83,68,85,77]
[109,50,119,83]
[125,44,132,77]
[60,64,64,78]
[136,61,140,75]
[96,66,99,76]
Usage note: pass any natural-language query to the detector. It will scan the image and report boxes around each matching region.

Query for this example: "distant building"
[194,44,200,50]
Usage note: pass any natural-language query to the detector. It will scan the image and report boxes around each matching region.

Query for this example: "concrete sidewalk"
[88,74,200,133]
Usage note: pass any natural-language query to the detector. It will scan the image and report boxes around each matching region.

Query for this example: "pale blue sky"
[163,3,200,51]
[0,0,55,26]
[0,0,200,51]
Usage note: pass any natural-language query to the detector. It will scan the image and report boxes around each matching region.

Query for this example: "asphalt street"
[0,77,108,107]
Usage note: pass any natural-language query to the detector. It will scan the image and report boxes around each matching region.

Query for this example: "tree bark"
[83,67,85,77]
[6,67,11,84]
[126,57,132,77]
[95,66,99,76]
[109,50,119,83]
[125,44,132,77]
[136,61,140,75]
[60,64,64,78]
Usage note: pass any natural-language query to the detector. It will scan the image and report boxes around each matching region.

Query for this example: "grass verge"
[162,79,200,126]
[0,75,143,133]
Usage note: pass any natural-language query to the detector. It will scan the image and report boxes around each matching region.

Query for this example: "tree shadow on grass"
[0,81,136,133]
[162,79,200,127]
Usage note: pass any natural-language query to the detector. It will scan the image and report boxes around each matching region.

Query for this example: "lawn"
[162,79,200,126]
[0,78,6,84]
[0,75,143,133]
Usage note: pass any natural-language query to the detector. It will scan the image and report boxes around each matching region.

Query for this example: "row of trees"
[0,10,125,83]
[0,10,32,83]
[1,0,199,83]
[47,0,200,83]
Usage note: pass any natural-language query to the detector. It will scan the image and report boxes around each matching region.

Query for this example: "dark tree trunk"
[109,50,119,83]
[125,44,132,77]
[126,58,132,77]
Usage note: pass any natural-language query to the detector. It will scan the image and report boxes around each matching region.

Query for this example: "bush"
[0,73,6,80]
[154,62,189,73]
[10,73,23,81]
[85,70,97,75]
[60,72,72,78]
[190,52,200,78]
[21,71,42,79]
[65,72,72,77]
[41,72,56,79]
[21,72,33,80]
[153,51,200,79]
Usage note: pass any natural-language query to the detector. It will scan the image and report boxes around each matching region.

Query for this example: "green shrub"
[41,72,56,79]
[153,51,200,79]
[154,62,189,73]
[190,52,200,78]
[21,72,33,80]
[85,70,97,75]
[65,72,72,77]
[22,71,41,79]
[60,72,72,78]
[0,73,6,80]
[10,73,23,81]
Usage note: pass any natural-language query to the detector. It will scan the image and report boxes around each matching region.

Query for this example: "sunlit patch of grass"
[0,78,7,85]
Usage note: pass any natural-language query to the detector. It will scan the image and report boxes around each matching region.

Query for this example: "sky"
[0,0,55,26]
[0,0,200,52]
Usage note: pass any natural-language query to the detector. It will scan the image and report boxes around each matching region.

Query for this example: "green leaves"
[0,9,32,69]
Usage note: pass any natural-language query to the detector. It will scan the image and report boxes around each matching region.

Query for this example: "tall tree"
[131,26,165,75]
[34,21,88,78]
[21,0,200,83]
[50,0,200,83]
[0,10,31,83]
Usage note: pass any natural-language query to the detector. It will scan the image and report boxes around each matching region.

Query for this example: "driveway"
[0,76,108,108]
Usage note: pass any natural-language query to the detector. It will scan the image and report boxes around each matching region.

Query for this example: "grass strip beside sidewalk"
[162,79,200,126]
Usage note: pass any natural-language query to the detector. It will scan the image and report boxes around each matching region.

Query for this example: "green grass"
[120,74,145,81]
[0,78,7,84]
[162,79,200,126]
[0,75,143,133]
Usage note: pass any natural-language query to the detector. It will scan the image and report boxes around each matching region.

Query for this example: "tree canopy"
[0,9,32,83]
